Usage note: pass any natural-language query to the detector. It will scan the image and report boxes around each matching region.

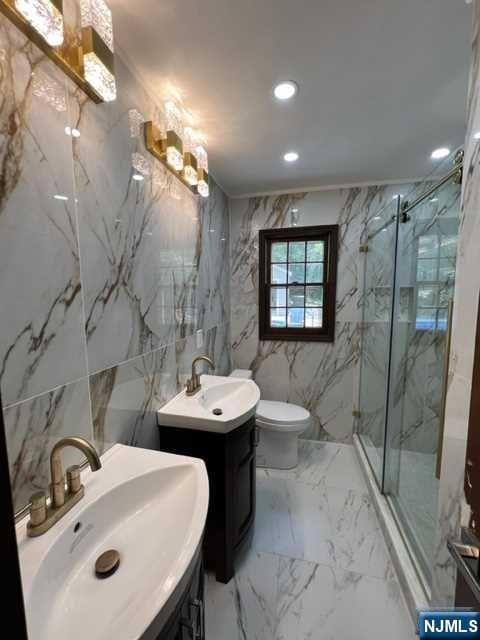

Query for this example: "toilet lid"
[256,400,311,431]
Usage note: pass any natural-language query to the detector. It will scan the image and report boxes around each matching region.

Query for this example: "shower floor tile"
[205,441,415,640]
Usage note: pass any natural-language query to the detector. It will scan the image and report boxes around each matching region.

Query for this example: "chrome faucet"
[27,436,102,537]
[186,355,215,395]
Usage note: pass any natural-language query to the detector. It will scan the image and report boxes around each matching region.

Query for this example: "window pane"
[440,236,457,258]
[288,286,305,307]
[271,242,287,263]
[306,263,324,283]
[287,308,305,328]
[305,308,323,328]
[418,236,439,258]
[289,241,306,262]
[306,286,323,307]
[307,241,324,262]
[271,264,287,284]
[417,285,438,307]
[270,287,286,307]
[416,308,436,331]
[270,308,286,328]
[417,259,437,282]
[439,258,456,281]
[288,263,305,284]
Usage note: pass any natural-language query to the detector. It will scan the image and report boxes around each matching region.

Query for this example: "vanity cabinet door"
[159,417,257,583]
[229,424,257,549]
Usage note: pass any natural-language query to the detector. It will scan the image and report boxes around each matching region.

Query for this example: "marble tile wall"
[229,185,416,442]
[0,11,231,512]
[431,0,480,606]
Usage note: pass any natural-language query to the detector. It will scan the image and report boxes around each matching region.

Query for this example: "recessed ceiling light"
[132,173,145,181]
[431,147,450,160]
[284,151,299,163]
[430,197,439,203]
[274,81,298,101]
[291,208,299,213]
[54,194,69,201]
[474,131,480,140]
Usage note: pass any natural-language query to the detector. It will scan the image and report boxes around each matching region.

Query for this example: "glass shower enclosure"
[357,152,463,588]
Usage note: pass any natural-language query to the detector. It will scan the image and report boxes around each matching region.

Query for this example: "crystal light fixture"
[143,104,209,197]
[14,0,64,46]
[80,0,116,102]
[196,145,209,198]
[165,131,183,172]
[182,127,199,186]
[164,101,184,171]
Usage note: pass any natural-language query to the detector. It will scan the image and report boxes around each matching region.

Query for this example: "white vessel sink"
[158,374,260,433]
[16,444,209,640]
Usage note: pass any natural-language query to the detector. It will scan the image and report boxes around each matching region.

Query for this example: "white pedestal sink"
[158,374,260,432]
[15,444,209,640]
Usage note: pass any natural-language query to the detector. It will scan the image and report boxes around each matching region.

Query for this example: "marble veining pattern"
[206,441,415,640]
[230,184,416,442]
[0,10,231,513]
[0,24,86,407]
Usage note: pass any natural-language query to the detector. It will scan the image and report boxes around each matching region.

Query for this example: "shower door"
[384,179,460,584]
[357,197,399,487]
[357,166,462,589]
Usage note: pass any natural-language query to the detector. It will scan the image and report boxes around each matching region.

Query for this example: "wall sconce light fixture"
[0,0,116,103]
[183,127,199,187]
[144,102,210,197]
[196,145,209,198]
[80,0,116,102]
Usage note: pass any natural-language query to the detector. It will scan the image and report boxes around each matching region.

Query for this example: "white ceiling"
[110,0,472,197]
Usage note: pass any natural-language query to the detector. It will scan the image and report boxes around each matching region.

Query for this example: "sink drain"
[95,549,120,579]
[212,408,223,416]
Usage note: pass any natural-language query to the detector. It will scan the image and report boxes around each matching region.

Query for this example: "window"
[415,232,457,331]
[259,225,338,342]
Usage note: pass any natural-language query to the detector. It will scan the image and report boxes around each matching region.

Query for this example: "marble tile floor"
[205,440,416,640]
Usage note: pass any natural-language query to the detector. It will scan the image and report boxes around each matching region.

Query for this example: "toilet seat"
[256,400,310,433]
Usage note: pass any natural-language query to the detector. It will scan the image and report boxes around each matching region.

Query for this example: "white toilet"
[229,369,311,469]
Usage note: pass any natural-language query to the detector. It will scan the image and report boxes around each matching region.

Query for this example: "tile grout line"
[3,320,232,410]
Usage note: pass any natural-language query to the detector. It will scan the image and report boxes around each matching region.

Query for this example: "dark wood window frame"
[258,225,339,342]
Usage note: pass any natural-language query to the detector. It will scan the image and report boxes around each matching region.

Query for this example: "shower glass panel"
[357,154,462,590]
[384,179,460,584]
[357,198,399,486]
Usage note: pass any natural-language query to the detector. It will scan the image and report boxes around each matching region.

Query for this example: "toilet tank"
[229,369,253,380]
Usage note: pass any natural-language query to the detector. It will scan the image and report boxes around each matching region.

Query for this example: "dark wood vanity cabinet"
[160,417,257,584]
